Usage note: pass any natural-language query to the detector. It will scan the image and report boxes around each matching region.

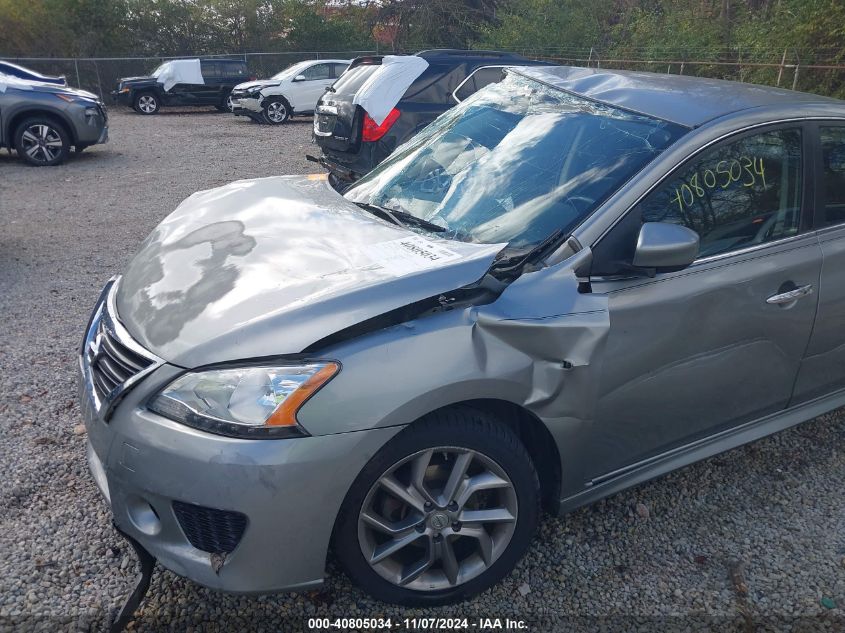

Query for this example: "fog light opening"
[126,496,162,536]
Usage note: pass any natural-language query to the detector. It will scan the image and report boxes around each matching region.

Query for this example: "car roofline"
[506,66,694,129]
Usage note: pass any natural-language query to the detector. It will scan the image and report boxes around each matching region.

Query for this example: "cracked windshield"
[346,72,686,248]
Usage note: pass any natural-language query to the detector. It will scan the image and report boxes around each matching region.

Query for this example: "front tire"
[14,117,70,166]
[334,407,540,606]
[262,97,290,124]
[216,92,234,112]
[133,92,159,115]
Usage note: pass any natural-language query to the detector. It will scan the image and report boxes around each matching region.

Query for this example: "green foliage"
[477,0,614,53]
[0,0,843,97]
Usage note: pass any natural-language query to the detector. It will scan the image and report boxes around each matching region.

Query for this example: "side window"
[201,62,219,79]
[640,128,803,259]
[468,67,506,93]
[302,63,332,81]
[332,63,349,78]
[820,127,845,226]
[455,67,506,102]
[454,75,478,102]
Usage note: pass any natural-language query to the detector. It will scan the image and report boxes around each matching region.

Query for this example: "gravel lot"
[1,108,844,632]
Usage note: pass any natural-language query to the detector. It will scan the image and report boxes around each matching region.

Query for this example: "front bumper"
[70,101,109,146]
[230,95,263,116]
[111,90,133,107]
[79,282,401,593]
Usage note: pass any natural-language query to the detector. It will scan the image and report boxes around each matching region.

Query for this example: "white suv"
[230,59,350,124]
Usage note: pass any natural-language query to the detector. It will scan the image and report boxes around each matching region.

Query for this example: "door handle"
[766,284,814,305]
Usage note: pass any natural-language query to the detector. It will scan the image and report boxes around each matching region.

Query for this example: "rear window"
[331,63,380,95]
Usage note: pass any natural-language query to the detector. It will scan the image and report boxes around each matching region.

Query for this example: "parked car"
[112,58,249,114]
[230,59,350,124]
[313,49,552,190]
[0,60,67,86]
[80,66,845,613]
[1,74,107,165]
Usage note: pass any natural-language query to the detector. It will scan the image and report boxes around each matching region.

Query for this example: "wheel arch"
[132,87,164,106]
[6,107,76,147]
[263,92,292,113]
[442,399,562,514]
[329,397,562,543]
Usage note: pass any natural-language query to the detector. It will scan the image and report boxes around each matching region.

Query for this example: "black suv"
[313,49,552,189]
[113,58,249,114]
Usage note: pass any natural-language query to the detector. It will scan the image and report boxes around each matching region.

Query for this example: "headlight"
[148,362,339,439]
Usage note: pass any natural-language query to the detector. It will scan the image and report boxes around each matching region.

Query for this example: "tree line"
[1,0,843,95]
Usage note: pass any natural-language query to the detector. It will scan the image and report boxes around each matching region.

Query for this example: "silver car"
[80,66,845,610]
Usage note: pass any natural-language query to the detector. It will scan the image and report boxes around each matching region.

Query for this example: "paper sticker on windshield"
[363,235,462,276]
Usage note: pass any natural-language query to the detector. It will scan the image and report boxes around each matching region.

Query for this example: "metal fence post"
[93,60,104,100]
[74,59,81,87]
[776,48,787,86]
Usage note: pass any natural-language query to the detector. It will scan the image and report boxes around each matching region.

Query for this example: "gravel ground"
[1,108,844,632]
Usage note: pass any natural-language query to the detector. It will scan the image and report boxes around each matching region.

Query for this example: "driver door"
[584,124,821,479]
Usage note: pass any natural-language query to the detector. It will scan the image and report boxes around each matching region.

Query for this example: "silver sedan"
[80,65,845,612]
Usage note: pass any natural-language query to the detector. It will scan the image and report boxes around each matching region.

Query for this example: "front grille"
[80,278,162,420]
[88,317,154,404]
[173,501,248,554]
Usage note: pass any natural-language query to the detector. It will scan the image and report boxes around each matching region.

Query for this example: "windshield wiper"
[490,229,566,274]
[354,202,446,233]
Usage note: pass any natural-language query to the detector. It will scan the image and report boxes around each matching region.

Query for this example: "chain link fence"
[511,46,845,99]
[6,47,845,101]
[3,51,378,99]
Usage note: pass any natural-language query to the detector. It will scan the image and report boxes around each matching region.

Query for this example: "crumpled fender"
[301,250,610,477]
[473,251,610,422]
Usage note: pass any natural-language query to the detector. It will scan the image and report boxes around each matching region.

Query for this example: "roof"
[516,65,844,128]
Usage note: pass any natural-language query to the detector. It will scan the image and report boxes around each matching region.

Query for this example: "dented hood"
[234,79,280,91]
[116,176,505,367]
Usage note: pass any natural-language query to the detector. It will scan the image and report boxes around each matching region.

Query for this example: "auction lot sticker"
[363,235,463,276]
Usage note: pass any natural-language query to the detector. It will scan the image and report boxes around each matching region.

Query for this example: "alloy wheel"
[137,95,157,114]
[357,447,518,591]
[20,124,64,164]
[226,95,234,112]
[266,100,287,123]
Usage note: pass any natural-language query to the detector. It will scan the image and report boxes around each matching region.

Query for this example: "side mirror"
[633,222,699,271]
[293,74,306,82]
